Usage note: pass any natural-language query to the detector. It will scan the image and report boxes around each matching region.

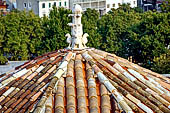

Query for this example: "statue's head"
[73,4,82,14]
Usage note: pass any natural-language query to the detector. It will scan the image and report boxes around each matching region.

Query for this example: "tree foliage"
[152,50,170,74]
[0,5,169,73]
[161,0,170,12]
[82,8,102,49]
[124,11,170,66]
[40,7,71,53]
[0,10,44,61]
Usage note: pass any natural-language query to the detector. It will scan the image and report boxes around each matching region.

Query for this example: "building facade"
[138,0,164,12]
[70,0,137,15]
[16,0,69,17]
[6,0,16,11]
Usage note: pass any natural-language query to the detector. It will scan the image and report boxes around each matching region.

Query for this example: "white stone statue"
[66,4,89,49]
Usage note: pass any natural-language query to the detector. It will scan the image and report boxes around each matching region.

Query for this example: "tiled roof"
[0,48,170,113]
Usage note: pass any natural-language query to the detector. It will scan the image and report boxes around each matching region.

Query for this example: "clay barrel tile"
[26,91,36,99]
[36,57,49,65]
[0,87,9,96]
[100,84,111,113]
[0,106,7,113]
[4,108,12,113]
[92,49,108,58]
[48,51,59,57]
[21,71,32,79]
[13,79,24,87]
[26,81,36,91]
[37,73,49,83]
[66,77,74,87]
[55,95,64,108]
[8,88,20,98]
[51,56,63,65]
[75,55,87,113]
[66,96,76,109]
[34,96,47,113]
[89,97,98,109]
[34,82,46,92]
[26,72,38,80]
[14,61,30,70]
[25,63,36,70]
[66,86,75,97]
[41,64,53,74]
[161,94,170,103]
[0,97,10,106]
[22,80,34,90]
[20,90,31,99]
[17,79,29,89]
[5,80,16,87]
[15,98,28,111]
[66,60,76,113]
[56,86,64,96]
[77,97,87,111]
[77,87,86,98]
[10,98,22,109]
[28,100,38,112]
[55,77,64,111]
[47,65,56,74]
[124,97,144,113]
[67,107,75,113]
[0,74,12,83]
[30,91,42,102]
[67,68,74,77]
[18,109,25,113]
[55,107,64,113]
[64,52,73,62]
[45,95,53,113]
[5,98,16,108]
[86,69,93,80]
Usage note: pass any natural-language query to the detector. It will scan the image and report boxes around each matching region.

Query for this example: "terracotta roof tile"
[0,48,170,113]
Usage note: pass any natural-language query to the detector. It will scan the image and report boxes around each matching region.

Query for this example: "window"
[49,3,51,8]
[28,2,31,8]
[107,4,110,8]
[118,3,121,6]
[42,3,45,8]
[112,3,115,7]
[64,1,66,6]
[23,3,27,8]
[59,2,61,6]
[134,1,136,4]
[54,2,56,6]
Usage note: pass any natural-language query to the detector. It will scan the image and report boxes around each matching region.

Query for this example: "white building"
[38,0,69,17]
[70,0,137,15]
[16,0,69,17]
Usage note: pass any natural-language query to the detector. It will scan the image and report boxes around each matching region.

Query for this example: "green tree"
[0,17,8,64]
[98,4,141,55]
[40,7,71,54]
[126,11,170,67]
[82,8,102,49]
[0,10,44,61]
[161,0,170,12]
[152,50,170,74]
